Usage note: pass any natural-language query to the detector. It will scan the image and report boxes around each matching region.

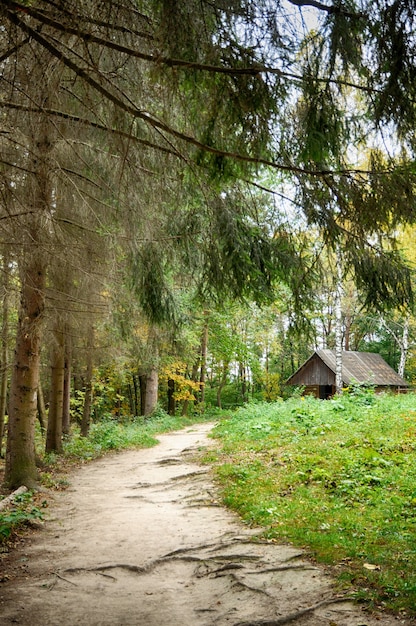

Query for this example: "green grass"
[208,391,416,617]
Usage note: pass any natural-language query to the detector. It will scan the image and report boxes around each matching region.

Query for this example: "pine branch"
[286,0,363,18]
[0,102,180,158]
[2,0,383,98]
[0,36,30,63]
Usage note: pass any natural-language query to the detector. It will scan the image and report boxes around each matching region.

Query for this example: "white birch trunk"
[334,245,343,395]
[398,314,410,379]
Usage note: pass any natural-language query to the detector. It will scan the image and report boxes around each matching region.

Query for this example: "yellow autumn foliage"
[160,360,202,402]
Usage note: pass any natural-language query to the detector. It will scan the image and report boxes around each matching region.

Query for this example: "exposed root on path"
[244,564,319,574]
[163,538,288,559]
[64,563,147,575]
[170,470,209,480]
[233,596,354,626]
[157,457,183,465]
[227,572,276,599]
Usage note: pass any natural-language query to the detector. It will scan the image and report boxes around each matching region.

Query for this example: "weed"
[0,491,45,543]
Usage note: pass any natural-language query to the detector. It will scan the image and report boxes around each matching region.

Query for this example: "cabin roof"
[286,350,408,387]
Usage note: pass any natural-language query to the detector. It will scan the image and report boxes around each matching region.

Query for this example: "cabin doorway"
[319,385,333,400]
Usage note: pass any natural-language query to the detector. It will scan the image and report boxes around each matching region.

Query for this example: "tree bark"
[37,378,47,436]
[132,373,139,417]
[46,327,65,453]
[398,315,410,379]
[5,51,56,487]
[0,251,10,457]
[144,364,158,415]
[139,373,147,416]
[199,313,209,406]
[62,335,72,436]
[216,362,229,409]
[167,377,175,416]
[239,363,248,402]
[334,245,343,395]
[181,361,199,416]
[81,325,94,437]
[6,255,46,488]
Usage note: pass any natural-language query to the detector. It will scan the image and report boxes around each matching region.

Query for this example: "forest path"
[0,422,411,626]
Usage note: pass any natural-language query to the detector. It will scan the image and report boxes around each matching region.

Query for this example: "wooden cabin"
[286,350,409,399]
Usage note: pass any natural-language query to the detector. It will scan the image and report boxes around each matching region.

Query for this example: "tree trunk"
[132,373,139,417]
[167,378,175,415]
[126,382,134,416]
[37,378,47,436]
[334,245,343,396]
[199,314,208,406]
[0,251,10,457]
[398,315,410,379]
[81,326,94,437]
[62,335,72,436]
[144,364,158,415]
[46,328,65,453]
[139,373,147,416]
[216,362,229,409]
[240,363,248,403]
[5,256,46,488]
[5,58,55,487]
[181,361,199,416]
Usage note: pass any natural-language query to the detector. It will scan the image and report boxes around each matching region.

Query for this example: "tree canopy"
[1,0,416,486]
[0,0,415,310]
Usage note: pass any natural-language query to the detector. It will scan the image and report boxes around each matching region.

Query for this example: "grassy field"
[207,389,416,617]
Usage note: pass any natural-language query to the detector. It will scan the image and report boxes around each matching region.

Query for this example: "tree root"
[228,572,275,599]
[170,470,209,481]
[194,562,245,578]
[163,537,274,559]
[244,564,318,574]
[233,596,353,626]
[157,457,184,465]
[52,572,78,586]
[63,563,147,576]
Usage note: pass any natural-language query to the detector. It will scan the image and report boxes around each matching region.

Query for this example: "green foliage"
[60,408,216,462]
[131,242,176,325]
[70,389,85,423]
[0,492,45,544]
[210,394,416,615]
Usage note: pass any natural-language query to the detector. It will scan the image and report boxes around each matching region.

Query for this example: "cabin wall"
[302,385,334,399]
[288,355,335,386]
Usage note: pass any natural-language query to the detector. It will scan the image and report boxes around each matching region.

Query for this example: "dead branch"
[0,486,28,511]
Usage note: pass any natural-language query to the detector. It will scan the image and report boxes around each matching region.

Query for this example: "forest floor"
[0,422,413,626]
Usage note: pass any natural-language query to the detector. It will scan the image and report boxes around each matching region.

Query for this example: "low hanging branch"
[2,4,385,179]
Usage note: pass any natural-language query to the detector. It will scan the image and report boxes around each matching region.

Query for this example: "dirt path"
[0,423,412,625]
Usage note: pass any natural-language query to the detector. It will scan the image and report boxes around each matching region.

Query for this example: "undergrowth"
[208,391,416,618]
[0,491,46,546]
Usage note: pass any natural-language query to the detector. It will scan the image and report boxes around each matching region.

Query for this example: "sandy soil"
[0,422,413,626]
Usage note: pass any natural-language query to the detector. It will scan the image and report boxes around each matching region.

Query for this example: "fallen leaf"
[363,563,380,570]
